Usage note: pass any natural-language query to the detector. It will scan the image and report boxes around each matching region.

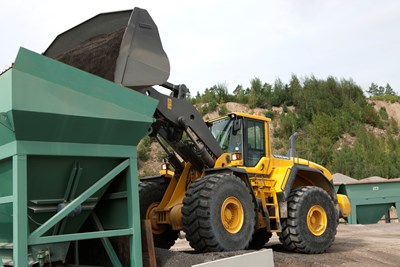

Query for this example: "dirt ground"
[155,223,400,267]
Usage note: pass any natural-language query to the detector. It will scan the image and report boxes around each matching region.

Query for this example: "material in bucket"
[45,7,170,88]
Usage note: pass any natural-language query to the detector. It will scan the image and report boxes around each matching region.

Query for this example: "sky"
[1,0,399,95]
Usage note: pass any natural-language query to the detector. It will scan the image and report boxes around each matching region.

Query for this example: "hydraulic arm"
[45,7,223,173]
[139,84,223,172]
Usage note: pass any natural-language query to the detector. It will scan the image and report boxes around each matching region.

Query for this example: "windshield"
[209,117,242,152]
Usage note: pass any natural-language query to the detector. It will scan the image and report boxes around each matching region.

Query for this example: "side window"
[246,119,265,167]
[210,117,233,152]
[228,127,243,152]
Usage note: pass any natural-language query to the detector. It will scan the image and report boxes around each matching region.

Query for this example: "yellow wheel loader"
[45,7,351,254]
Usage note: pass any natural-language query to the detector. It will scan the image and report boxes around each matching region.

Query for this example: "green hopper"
[0,48,157,266]
[337,181,400,224]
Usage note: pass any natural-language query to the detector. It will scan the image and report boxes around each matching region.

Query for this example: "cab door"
[243,118,271,175]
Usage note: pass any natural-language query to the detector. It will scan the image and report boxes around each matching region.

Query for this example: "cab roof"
[207,112,271,123]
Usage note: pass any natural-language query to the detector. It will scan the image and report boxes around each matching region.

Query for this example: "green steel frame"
[0,140,143,267]
[0,47,158,266]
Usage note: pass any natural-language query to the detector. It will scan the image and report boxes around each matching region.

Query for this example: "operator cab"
[209,115,243,153]
[208,113,270,167]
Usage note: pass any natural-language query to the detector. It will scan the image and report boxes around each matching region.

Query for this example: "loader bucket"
[44,7,170,88]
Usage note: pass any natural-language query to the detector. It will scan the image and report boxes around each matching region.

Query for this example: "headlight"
[161,163,168,170]
[231,152,241,161]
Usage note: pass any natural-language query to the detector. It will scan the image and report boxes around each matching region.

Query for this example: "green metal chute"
[0,47,157,266]
[337,181,400,224]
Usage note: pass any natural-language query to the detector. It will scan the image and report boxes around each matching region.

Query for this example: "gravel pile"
[332,173,358,184]
[332,173,400,184]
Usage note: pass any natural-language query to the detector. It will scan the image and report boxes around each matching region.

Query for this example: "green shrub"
[200,100,218,115]
[389,118,399,135]
[138,136,151,161]
[370,95,400,103]
[379,107,388,120]
[273,140,284,151]
[218,104,229,116]
[156,149,167,161]
[282,104,288,113]
[265,110,275,119]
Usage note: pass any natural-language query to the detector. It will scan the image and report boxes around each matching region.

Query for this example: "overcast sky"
[1,0,399,95]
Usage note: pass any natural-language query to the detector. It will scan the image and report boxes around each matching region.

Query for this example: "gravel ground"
[155,223,400,267]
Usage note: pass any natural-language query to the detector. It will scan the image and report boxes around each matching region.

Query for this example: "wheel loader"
[45,7,351,254]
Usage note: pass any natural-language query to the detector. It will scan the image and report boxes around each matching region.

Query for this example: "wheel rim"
[146,202,166,235]
[220,196,244,234]
[307,205,327,236]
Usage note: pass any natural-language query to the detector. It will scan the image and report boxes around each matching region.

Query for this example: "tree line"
[189,75,400,179]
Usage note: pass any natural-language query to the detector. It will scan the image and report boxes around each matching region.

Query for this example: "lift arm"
[44,7,223,172]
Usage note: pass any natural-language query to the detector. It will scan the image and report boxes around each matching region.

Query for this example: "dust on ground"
[156,223,400,267]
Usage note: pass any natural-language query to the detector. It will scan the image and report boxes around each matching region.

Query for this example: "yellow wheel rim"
[146,203,166,235]
[307,205,327,236]
[220,196,244,234]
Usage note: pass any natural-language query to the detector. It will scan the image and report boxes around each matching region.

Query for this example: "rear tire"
[139,181,179,249]
[279,186,338,253]
[182,173,255,252]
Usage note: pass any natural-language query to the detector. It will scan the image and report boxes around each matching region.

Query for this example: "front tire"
[138,181,179,249]
[182,173,256,252]
[279,186,338,254]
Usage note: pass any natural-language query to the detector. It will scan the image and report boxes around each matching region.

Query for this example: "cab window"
[245,119,265,166]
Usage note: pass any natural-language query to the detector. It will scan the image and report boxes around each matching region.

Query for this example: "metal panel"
[337,181,400,224]
[0,48,157,266]
[9,48,157,147]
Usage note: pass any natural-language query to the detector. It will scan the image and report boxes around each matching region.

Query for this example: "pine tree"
[367,82,378,96]
[384,83,396,95]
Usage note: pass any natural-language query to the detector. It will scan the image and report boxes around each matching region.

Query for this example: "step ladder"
[263,179,281,231]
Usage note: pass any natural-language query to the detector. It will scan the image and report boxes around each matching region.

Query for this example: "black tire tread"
[279,186,337,254]
[138,181,179,249]
[182,173,255,252]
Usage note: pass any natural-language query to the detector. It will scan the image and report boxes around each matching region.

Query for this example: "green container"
[337,181,400,224]
[0,48,157,266]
